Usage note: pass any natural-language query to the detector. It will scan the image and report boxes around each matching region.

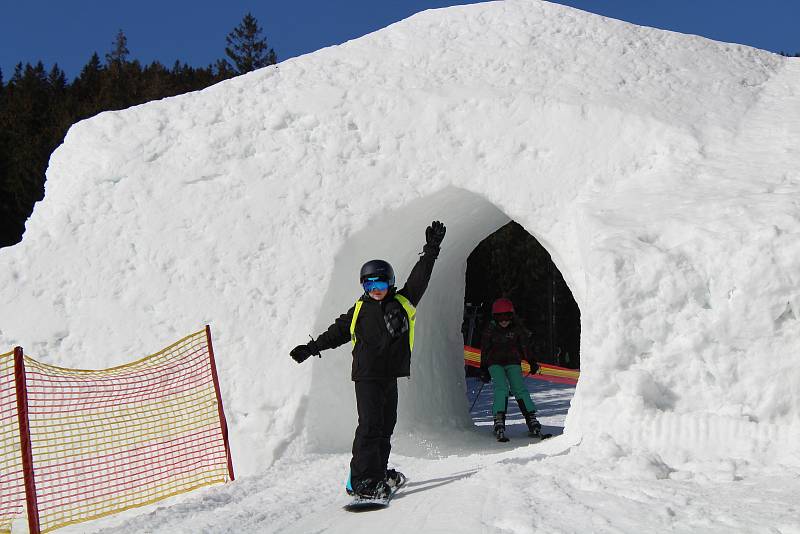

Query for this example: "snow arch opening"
[304,187,583,455]
[464,220,581,368]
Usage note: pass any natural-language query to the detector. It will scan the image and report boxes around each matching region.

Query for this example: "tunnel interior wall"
[306,188,517,455]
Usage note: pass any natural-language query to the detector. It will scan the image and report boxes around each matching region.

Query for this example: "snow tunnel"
[304,186,583,455]
[3,1,798,484]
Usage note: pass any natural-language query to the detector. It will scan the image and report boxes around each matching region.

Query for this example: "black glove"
[425,220,446,247]
[290,340,321,363]
[527,361,540,375]
[479,368,491,384]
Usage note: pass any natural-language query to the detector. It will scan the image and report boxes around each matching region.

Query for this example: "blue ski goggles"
[362,279,389,293]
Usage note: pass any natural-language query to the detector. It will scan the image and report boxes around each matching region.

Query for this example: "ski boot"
[517,400,543,437]
[493,411,509,442]
[524,411,543,437]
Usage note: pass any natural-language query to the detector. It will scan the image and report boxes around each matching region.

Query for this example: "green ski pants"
[488,364,536,416]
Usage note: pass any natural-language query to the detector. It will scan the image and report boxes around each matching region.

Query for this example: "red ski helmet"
[491,298,515,315]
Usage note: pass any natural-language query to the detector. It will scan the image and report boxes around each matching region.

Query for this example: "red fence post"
[14,347,40,534]
[205,325,235,481]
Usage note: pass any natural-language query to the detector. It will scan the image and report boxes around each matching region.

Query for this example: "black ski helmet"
[359,259,395,286]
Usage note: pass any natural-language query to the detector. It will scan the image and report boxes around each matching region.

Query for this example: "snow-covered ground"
[67,379,800,533]
[65,378,572,533]
[3,0,800,531]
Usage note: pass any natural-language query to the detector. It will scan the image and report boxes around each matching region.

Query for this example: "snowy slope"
[2,0,800,531]
[66,381,800,533]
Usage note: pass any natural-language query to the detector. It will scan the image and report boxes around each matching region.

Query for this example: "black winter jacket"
[314,243,439,380]
[480,320,533,369]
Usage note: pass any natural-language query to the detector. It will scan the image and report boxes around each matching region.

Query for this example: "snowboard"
[344,471,406,511]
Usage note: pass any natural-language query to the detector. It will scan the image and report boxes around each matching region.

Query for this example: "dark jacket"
[480,319,533,369]
[314,243,439,380]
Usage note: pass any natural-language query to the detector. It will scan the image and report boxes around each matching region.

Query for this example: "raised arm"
[397,221,446,306]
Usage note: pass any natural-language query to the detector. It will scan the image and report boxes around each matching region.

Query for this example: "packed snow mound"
[2,0,799,476]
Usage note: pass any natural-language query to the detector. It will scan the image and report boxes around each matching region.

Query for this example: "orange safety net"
[0,328,234,534]
[464,345,579,385]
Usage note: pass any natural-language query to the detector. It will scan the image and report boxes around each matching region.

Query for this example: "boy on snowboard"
[290,221,446,501]
[479,298,542,441]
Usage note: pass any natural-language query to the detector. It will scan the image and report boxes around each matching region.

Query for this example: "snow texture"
[2,0,800,531]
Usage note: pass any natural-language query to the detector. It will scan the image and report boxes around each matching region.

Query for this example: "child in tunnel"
[479,297,542,441]
[289,221,446,502]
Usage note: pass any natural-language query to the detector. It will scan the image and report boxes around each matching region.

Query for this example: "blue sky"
[1,1,798,80]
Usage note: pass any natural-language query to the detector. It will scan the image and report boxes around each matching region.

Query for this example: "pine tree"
[46,64,71,143]
[72,53,105,117]
[0,67,8,243]
[224,13,277,74]
[11,62,23,84]
[47,64,67,93]
[102,30,143,110]
[79,52,104,82]
[106,29,130,66]
[214,58,236,80]
[0,62,50,247]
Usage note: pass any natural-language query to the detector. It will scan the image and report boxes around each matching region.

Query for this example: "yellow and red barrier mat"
[464,345,579,385]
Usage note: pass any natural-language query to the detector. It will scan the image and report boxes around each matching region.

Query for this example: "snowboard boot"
[385,468,407,490]
[493,411,508,442]
[354,478,391,500]
[517,400,542,437]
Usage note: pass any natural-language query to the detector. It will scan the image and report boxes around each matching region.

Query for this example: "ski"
[494,429,553,442]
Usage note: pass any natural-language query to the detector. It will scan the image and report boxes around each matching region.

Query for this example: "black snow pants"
[350,379,398,488]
